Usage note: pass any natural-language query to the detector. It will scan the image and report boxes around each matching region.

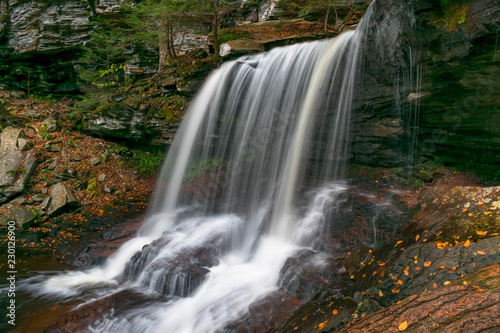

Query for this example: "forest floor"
[0,90,159,264]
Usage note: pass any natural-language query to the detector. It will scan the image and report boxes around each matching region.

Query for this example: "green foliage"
[131,149,165,177]
[86,178,100,197]
[101,148,110,163]
[6,168,26,177]
[184,158,222,182]
[218,30,250,44]
[39,124,56,140]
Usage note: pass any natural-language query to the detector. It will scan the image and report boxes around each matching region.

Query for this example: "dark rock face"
[337,263,500,333]
[45,289,170,333]
[223,290,304,333]
[83,101,181,146]
[279,249,346,302]
[5,0,93,53]
[121,234,222,297]
[350,0,500,169]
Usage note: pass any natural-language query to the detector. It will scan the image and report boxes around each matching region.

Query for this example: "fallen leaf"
[333,309,338,315]
[392,289,400,293]
[484,212,492,215]
[477,251,486,255]
[464,239,471,247]
[416,234,420,241]
[432,283,438,288]
[463,281,468,285]
[444,281,451,285]
[399,320,408,331]
[318,322,325,329]
[378,290,384,297]
[379,262,386,266]
[424,261,432,267]
[476,231,488,235]
[415,267,421,271]
[491,233,500,236]
[462,208,468,213]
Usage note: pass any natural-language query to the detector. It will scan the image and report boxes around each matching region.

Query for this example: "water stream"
[26,5,375,332]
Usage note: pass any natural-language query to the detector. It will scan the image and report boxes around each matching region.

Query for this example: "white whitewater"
[31,5,375,333]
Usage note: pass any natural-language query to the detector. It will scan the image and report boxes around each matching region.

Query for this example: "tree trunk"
[159,21,169,69]
[212,0,220,57]
[325,6,330,35]
[169,24,177,59]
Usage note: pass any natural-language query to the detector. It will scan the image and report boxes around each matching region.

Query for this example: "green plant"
[184,158,223,182]
[101,148,110,163]
[86,178,100,197]
[6,168,26,177]
[38,124,56,140]
[131,149,164,177]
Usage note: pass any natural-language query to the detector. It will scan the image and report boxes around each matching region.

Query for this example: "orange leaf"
[415,267,421,271]
[484,212,492,215]
[378,262,386,266]
[415,234,420,241]
[464,239,471,247]
[476,231,488,236]
[333,309,338,315]
[444,281,451,285]
[432,283,438,288]
[391,289,400,293]
[424,261,432,267]
[477,251,486,255]
[399,320,408,331]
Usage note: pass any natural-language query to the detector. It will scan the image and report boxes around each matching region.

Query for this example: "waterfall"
[31,4,375,333]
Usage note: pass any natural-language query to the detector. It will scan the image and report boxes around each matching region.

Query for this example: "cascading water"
[29,5,375,333]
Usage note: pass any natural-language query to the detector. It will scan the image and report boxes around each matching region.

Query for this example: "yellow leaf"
[476,230,488,236]
[484,212,492,215]
[333,309,338,315]
[464,239,471,247]
[379,290,384,297]
[399,320,408,331]
[477,251,486,255]
[444,281,451,285]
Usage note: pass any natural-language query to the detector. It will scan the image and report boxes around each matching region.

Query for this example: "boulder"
[220,39,266,58]
[0,203,38,229]
[47,183,79,216]
[0,128,36,202]
[42,116,57,132]
[89,157,101,166]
